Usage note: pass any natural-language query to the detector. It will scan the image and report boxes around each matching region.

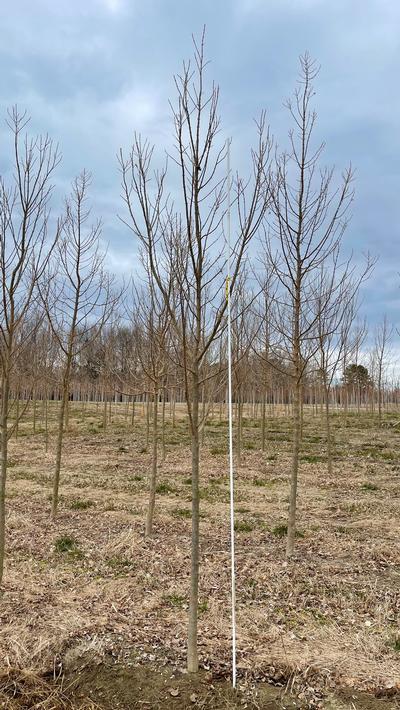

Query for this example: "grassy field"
[0,403,399,708]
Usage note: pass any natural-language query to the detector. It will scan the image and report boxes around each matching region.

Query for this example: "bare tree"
[130,277,172,537]
[373,315,393,426]
[264,54,354,558]
[231,279,257,466]
[0,108,60,582]
[347,318,368,414]
[43,171,115,519]
[252,265,278,451]
[313,255,374,477]
[120,32,272,671]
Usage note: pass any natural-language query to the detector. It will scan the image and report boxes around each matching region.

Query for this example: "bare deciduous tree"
[130,277,172,537]
[313,255,374,477]
[43,171,115,519]
[264,55,354,558]
[120,32,272,671]
[373,316,393,426]
[0,108,60,581]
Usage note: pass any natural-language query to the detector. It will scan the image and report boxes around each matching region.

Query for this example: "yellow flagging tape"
[225,276,230,300]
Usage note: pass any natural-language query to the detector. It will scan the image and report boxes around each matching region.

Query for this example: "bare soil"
[1,403,399,708]
[68,659,399,709]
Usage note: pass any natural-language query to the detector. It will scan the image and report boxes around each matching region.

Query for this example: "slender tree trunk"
[237,389,242,466]
[378,367,382,427]
[287,376,300,558]
[103,394,107,430]
[32,388,37,434]
[52,376,69,519]
[0,371,10,584]
[15,394,19,440]
[201,386,206,446]
[145,393,150,448]
[145,386,158,537]
[161,387,166,463]
[261,391,266,452]
[65,398,70,432]
[299,382,304,440]
[172,389,176,429]
[187,365,200,673]
[41,393,45,429]
[343,383,348,427]
[45,388,49,452]
[323,381,333,478]
[287,283,301,559]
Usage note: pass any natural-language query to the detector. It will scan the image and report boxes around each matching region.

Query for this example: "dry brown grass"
[0,661,101,709]
[1,403,399,707]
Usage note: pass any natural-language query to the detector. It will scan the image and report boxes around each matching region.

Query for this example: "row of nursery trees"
[9,312,396,411]
[0,35,394,672]
[5,319,398,450]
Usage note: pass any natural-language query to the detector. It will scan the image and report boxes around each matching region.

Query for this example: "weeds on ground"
[70,499,96,510]
[54,536,79,553]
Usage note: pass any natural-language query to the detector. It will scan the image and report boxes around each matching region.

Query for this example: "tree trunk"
[45,389,49,452]
[145,394,150,448]
[145,386,158,537]
[172,390,176,429]
[287,377,300,558]
[299,382,304,440]
[261,391,266,452]
[52,377,68,519]
[237,390,242,467]
[103,395,107,431]
[378,366,382,427]
[324,384,333,478]
[201,386,206,446]
[187,365,200,673]
[65,398,70,432]
[161,388,166,463]
[287,278,301,560]
[15,394,19,440]
[0,371,10,584]
[32,388,37,434]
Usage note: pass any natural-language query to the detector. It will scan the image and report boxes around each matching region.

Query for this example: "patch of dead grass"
[1,405,399,705]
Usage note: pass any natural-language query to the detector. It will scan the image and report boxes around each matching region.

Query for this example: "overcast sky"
[1,0,399,330]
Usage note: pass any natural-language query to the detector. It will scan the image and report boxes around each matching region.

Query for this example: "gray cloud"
[0,0,399,323]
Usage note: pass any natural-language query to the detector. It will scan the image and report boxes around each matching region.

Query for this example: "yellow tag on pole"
[226,276,230,301]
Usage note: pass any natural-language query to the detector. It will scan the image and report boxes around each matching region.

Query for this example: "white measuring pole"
[226,138,237,688]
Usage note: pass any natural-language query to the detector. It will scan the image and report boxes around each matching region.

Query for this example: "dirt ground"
[0,403,399,708]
